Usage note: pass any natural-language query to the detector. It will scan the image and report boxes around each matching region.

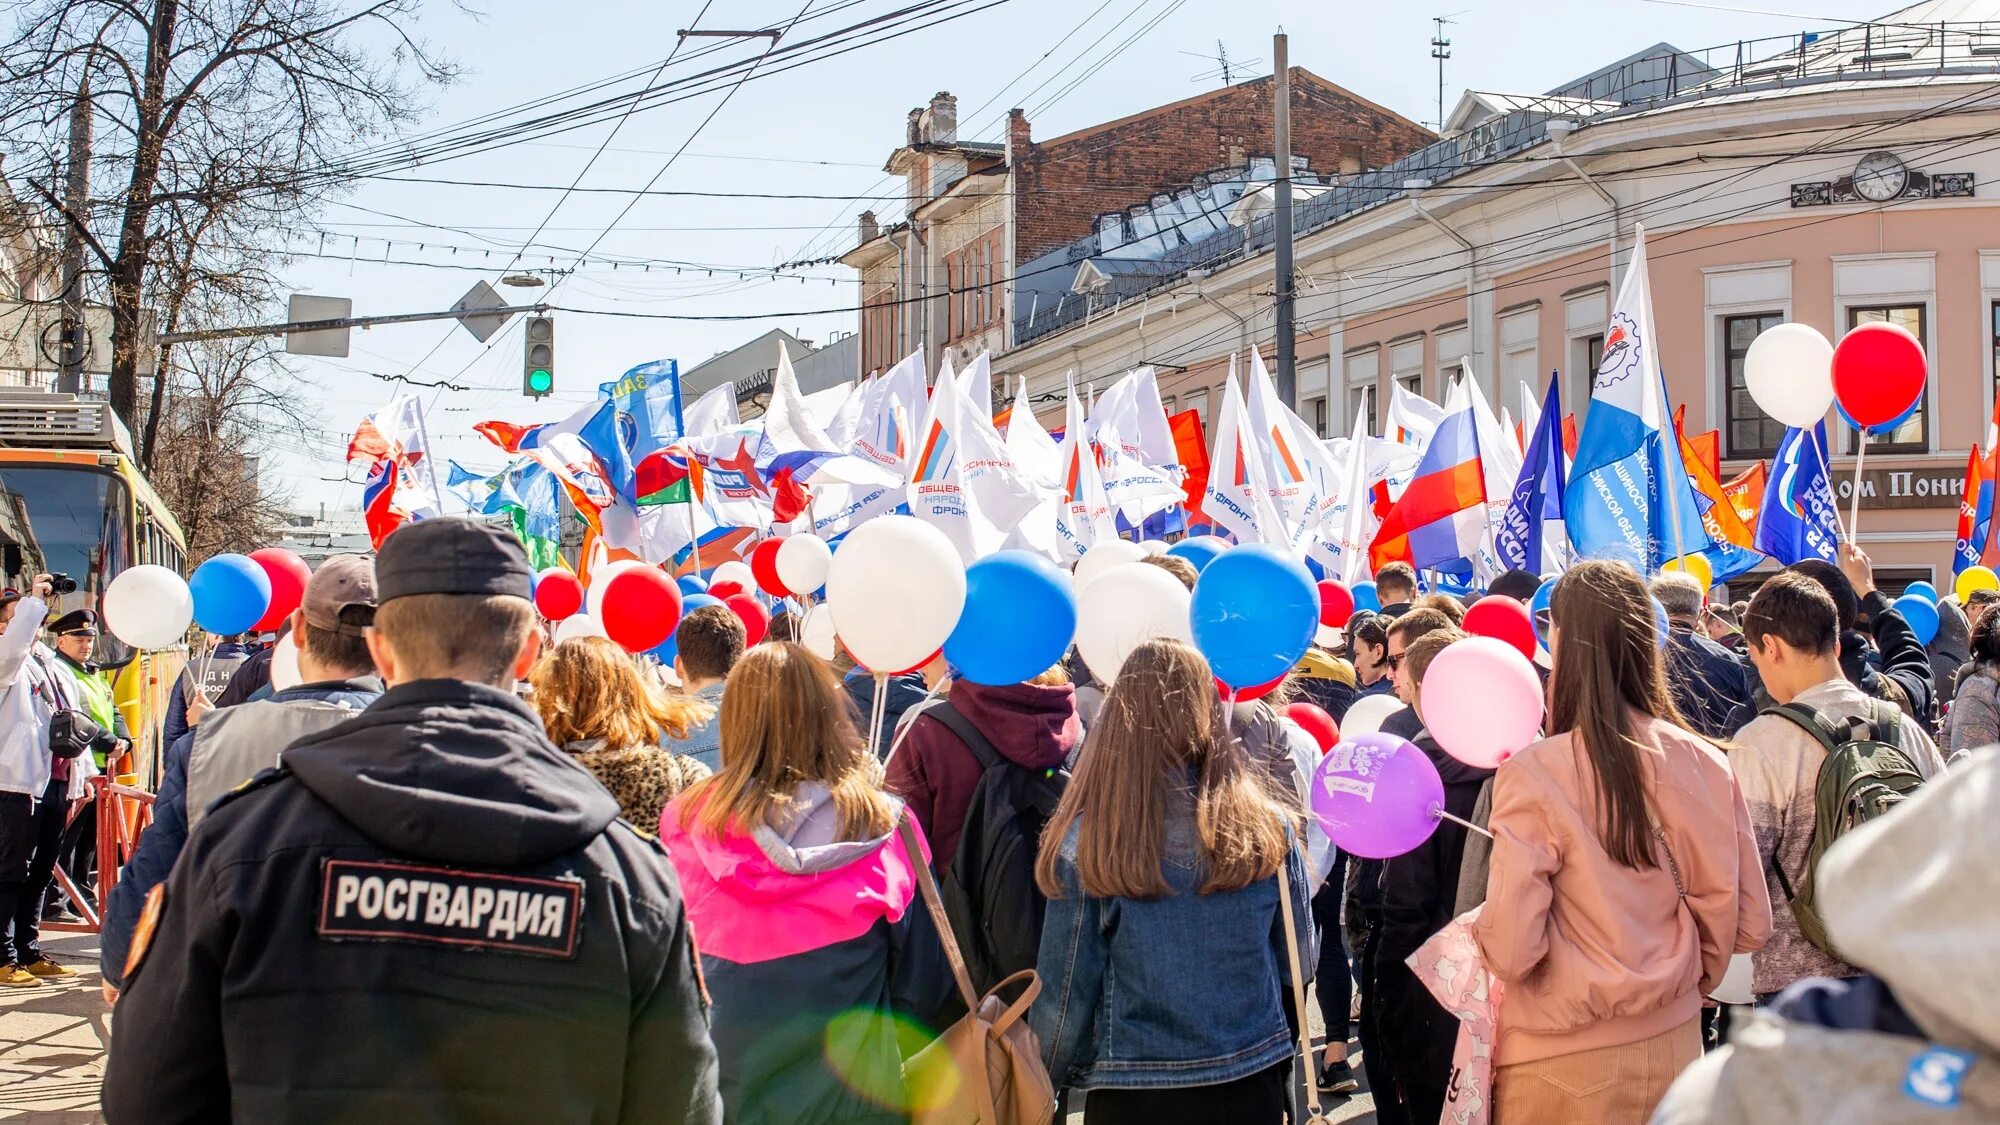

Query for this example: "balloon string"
[1848,434,1867,545]
[1433,806,1495,840]
[867,673,888,762]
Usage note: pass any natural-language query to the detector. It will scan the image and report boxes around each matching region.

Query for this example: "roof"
[1033,67,1434,152]
[1444,91,1622,135]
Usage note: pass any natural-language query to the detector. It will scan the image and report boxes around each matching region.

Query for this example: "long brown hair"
[1548,560,1687,870]
[1035,639,1295,900]
[532,636,707,746]
[678,642,895,843]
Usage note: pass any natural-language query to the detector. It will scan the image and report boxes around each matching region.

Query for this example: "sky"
[266,0,1903,512]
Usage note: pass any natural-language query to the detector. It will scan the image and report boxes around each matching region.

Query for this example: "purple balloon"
[1311,732,1445,859]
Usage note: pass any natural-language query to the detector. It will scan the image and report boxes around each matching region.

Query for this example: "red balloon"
[1216,673,1285,702]
[1463,595,1537,662]
[534,571,585,621]
[750,538,790,598]
[1285,702,1340,753]
[724,593,770,646]
[1317,580,1355,628]
[850,645,942,676]
[248,548,311,634]
[601,567,683,653]
[709,580,746,600]
[1832,321,1926,429]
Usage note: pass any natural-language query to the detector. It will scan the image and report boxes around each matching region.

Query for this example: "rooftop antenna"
[1431,14,1461,132]
[1181,40,1263,86]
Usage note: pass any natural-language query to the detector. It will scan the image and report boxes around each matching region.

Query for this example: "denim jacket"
[1030,809,1314,1091]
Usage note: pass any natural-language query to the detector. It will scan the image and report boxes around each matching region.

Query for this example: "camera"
[48,573,76,596]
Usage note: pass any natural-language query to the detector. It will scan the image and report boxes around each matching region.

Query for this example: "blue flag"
[1754,422,1842,567]
[601,359,685,505]
[1495,378,1568,573]
[1563,229,1713,570]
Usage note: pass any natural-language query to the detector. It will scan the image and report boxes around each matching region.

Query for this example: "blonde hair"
[532,636,708,746]
[678,643,895,843]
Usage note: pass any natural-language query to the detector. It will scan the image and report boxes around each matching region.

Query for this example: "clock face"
[1853,152,1909,202]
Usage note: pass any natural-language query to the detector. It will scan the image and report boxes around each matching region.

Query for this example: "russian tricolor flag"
[1369,380,1488,571]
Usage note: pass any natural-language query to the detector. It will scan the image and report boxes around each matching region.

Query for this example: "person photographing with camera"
[0,573,100,986]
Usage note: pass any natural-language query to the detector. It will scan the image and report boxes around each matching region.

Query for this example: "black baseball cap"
[374,518,534,604]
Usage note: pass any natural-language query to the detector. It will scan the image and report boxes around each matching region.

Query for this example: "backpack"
[1762,700,1926,955]
[912,698,1068,998]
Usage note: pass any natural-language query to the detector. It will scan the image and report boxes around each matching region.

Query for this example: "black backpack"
[912,698,1068,997]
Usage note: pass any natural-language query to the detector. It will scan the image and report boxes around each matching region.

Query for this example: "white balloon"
[1137,539,1169,556]
[269,633,302,692]
[775,534,833,596]
[1074,563,1193,684]
[1341,694,1403,738]
[554,614,609,644]
[103,565,194,650]
[1745,322,1835,428]
[1073,540,1148,590]
[1316,623,1343,648]
[826,515,965,673]
[709,560,756,592]
[585,560,642,620]
[801,603,838,661]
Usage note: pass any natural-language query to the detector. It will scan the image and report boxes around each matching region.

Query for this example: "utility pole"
[1431,17,1454,133]
[1272,32,1296,410]
[56,75,91,396]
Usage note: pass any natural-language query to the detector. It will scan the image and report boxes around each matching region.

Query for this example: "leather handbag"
[898,817,1056,1125]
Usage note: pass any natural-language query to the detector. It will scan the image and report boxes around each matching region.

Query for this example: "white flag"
[1202,363,1286,546]
[958,350,995,423]
[682,383,740,439]
[907,358,1042,562]
[1090,369,1185,525]
[763,346,834,453]
[1387,382,1445,451]
[1245,349,1345,560]
[1052,372,1116,562]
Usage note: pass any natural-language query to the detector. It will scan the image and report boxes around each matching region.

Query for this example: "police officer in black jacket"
[103,519,720,1124]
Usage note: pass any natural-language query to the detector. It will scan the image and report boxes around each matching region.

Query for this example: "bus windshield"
[0,465,135,666]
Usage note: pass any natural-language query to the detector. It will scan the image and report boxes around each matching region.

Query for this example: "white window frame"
[1833,252,1936,455]
[1703,261,1794,461]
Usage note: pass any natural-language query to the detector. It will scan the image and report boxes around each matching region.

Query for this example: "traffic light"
[523,316,554,398]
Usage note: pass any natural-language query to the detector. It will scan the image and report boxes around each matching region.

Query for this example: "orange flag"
[1722,462,1768,534]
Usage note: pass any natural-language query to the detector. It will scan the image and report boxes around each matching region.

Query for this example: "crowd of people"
[0,514,1991,1122]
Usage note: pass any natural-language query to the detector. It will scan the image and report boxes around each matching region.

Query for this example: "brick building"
[841,74,1432,387]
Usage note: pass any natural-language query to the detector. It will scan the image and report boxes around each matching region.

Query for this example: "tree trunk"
[107,0,180,431]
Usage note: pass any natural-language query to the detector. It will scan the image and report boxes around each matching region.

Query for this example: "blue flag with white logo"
[1754,422,1842,566]
[1495,378,1567,573]
[1563,228,1713,571]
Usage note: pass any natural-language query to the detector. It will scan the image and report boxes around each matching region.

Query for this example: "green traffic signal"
[528,368,553,394]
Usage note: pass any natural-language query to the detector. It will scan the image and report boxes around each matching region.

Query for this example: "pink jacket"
[1470,713,1771,1065]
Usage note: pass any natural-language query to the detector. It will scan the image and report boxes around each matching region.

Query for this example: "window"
[1348,384,1378,436]
[1570,333,1603,427]
[1849,304,1928,452]
[1724,312,1787,459]
[1436,361,1465,395]
[1396,373,1421,397]
[1305,395,1327,436]
[1160,395,1177,415]
[1185,388,1209,426]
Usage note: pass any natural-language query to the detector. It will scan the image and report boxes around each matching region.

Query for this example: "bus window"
[0,465,135,664]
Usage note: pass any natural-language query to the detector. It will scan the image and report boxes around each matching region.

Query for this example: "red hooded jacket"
[883,678,1081,861]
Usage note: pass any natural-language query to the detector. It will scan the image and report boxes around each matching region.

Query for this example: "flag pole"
[1662,423,1689,574]
[685,495,703,574]
[1804,426,1849,542]
[1848,432,1868,545]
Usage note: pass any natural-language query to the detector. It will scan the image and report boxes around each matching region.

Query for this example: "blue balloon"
[677,575,710,597]
[1837,396,1921,437]
[649,631,678,666]
[190,553,271,635]
[1192,545,1318,689]
[944,551,1078,686]
[1166,537,1225,572]
[1531,578,1558,646]
[681,593,724,614]
[1894,594,1940,646]
[1903,580,1939,605]
[1652,596,1671,651]
[1352,581,1382,614]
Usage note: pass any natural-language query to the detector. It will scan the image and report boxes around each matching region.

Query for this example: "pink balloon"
[1310,733,1443,859]
[1463,596,1537,662]
[1421,636,1544,769]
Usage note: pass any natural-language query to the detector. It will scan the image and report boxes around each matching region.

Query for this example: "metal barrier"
[43,775,155,936]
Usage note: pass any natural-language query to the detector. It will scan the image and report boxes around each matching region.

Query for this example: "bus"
[0,385,187,783]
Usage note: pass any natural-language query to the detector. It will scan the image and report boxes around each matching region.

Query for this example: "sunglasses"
[1386,650,1406,670]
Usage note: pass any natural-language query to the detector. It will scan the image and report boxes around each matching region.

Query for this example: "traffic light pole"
[157,302,549,344]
